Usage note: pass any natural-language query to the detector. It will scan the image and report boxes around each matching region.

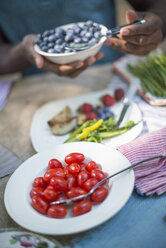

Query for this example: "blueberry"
[41,46,48,52]
[47,42,54,48]
[48,48,55,53]
[102,106,110,113]
[40,41,47,47]
[85,20,93,27]
[101,113,107,120]
[72,24,81,34]
[94,108,102,118]
[43,36,49,43]
[89,27,95,33]
[54,45,62,53]
[74,37,82,44]
[49,29,55,34]
[55,38,64,45]
[66,28,75,35]
[48,34,57,42]
[94,31,101,39]
[88,38,97,46]
[94,24,101,31]
[85,32,93,39]
[80,30,87,37]
[105,112,114,118]
[35,37,42,45]
[82,37,89,43]
[65,34,74,43]
[42,30,50,37]
[55,27,64,34]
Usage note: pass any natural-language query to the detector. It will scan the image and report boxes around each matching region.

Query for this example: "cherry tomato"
[66,174,77,190]
[77,170,89,187]
[65,152,85,164]
[72,200,92,216]
[83,178,98,192]
[68,163,80,175]
[31,195,49,214]
[79,163,87,171]
[30,187,44,198]
[90,169,106,181]
[43,186,60,202]
[43,168,66,183]
[48,158,63,169]
[90,186,108,203]
[47,205,67,218]
[86,161,98,172]
[50,176,67,192]
[66,187,87,199]
[33,177,47,188]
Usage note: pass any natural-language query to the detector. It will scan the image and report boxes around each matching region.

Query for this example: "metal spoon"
[50,154,166,205]
[66,19,146,51]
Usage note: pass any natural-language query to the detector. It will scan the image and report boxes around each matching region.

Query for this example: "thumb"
[126,9,139,24]
[34,54,44,69]
[30,46,44,68]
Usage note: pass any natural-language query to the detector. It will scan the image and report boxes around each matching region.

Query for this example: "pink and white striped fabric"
[0,144,22,178]
[117,127,166,196]
[0,81,13,111]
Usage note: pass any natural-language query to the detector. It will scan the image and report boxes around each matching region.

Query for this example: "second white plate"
[4,142,134,235]
[30,89,143,152]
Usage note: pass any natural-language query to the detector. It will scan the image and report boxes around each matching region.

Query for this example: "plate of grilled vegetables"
[30,89,143,152]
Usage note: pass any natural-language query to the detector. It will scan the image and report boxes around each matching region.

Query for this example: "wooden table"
[0,63,113,246]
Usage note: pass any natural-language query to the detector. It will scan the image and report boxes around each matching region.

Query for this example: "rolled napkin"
[0,80,13,111]
[0,144,22,178]
[117,127,166,196]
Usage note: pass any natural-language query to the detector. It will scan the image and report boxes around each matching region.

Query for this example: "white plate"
[0,229,62,248]
[30,89,143,152]
[4,142,134,235]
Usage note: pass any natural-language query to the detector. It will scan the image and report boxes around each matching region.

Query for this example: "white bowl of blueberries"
[34,20,107,64]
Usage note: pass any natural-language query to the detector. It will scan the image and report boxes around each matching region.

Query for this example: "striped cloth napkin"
[117,127,166,196]
[0,144,22,178]
[0,81,13,111]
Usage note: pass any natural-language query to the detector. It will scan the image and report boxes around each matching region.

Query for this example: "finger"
[40,58,83,76]
[41,59,65,75]
[68,52,104,78]
[126,9,139,24]
[108,37,157,55]
[125,42,158,56]
[34,54,44,68]
[28,45,44,69]
[22,34,44,68]
[121,29,163,46]
[121,14,161,36]
[68,57,97,78]
[58,61,84,73]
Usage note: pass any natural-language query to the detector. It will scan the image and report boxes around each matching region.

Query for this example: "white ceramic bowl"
[34,22,107,65]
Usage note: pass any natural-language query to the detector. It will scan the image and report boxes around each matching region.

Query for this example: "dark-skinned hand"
[105,10,163,56]
[21,34,104,78]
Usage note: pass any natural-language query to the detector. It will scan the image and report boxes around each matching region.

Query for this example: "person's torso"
[0,0,123,75]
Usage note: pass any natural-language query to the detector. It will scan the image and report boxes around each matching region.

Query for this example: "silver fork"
[50,154,166,205]
[116,78,140,128]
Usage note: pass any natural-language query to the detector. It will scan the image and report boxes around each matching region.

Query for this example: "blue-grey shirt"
[0,0,123,75]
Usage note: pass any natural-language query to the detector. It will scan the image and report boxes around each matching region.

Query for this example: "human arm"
[0,32,103,77]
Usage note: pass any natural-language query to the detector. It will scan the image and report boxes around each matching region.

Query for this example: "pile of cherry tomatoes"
[30,152,109,218]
